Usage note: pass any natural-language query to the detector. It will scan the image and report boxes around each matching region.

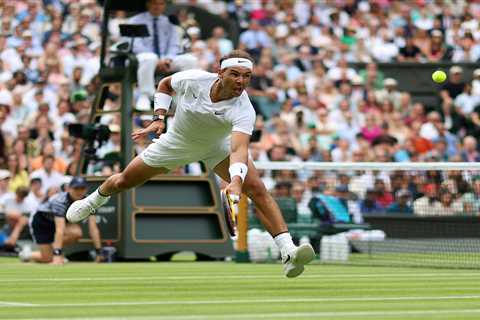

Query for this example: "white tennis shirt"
[166,69,256,146]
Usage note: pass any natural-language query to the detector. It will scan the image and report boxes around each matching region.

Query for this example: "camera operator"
[20,177,104,264]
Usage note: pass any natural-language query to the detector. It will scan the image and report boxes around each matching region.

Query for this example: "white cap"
[351,75,364,85]
[431,29,443,37]
[0,169,10,180]
[384,78,398,86]
[275,24,289,38]
[186,26,200,37]
[450,65,463,74]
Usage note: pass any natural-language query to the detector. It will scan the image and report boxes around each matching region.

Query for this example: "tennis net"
[252,161,480,269]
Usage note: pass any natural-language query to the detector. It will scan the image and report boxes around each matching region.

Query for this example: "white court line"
[0,301,36,306]
[1,295,480,308]
[2,272,480,283]
[9,308,480,320]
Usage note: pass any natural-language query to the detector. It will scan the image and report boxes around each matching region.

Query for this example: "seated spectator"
[437,188,463,216]
[460,136,480,162]
[374,179,394,208]
[361,113,383,143]
[472,69,480,97]
[273,181,292,198]
[358,62,384,90]
[238,19,272,61]
[30,142,67,174]
[440,66,466,107]
[425,29,453,62]
[413,183,441,216]
[386,189,413,214]
[455,84,480,116]
[398,37,422,62]
[30,155,65,194]
[335,185,362,223]
[375,78,402,110]
[360,189,384,215]
[25,177,44,211]
[6,154,29,192]
[0,187,35,248]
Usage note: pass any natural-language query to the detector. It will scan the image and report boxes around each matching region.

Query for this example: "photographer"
[19,177,104,264]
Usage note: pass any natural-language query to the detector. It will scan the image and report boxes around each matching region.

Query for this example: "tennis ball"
[432,70,447,83]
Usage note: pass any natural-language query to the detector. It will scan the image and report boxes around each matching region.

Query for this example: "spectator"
[211,26,233,56]
[376,78,402,110]
[454,83,480,116]
[440,65,466,106]
[25,177,44,211]
[437,188,463,215]
[30,142,67,173]
[360,189,384,215]
[30,155,64,193]
[386,189,414,214]
[273,181,292,198]
[413,183,441,216]
[460,136,480,162]
[238,19,272,61]
[6,154,29,192]
[374,179,394,208]
[398,37,422,61]
[425,29,453,62]
[1,187,35,248]
[358,62,384,90]
[335,185,362,223]
[472,69,480,97]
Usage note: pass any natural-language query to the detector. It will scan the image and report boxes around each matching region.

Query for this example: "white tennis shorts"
[140,133,230,170]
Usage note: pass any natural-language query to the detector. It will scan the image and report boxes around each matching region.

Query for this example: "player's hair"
[219,50,254,65]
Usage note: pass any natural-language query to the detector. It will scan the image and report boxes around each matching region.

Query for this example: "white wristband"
[153,92,172,112]
[229,162,248,183]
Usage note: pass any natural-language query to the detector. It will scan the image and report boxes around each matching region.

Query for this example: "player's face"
[69,187,88,201]
[220,67,252,97]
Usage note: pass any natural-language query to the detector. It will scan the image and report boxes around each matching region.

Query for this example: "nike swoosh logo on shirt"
[214,111,225,115]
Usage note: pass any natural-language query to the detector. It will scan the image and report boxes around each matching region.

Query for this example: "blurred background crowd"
[0,0,480,248]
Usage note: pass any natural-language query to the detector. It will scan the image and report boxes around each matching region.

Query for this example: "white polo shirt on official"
[141,69,256,170]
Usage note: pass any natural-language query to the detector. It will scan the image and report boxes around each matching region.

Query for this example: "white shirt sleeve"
[231,94,256,135]
[171,69,209,94]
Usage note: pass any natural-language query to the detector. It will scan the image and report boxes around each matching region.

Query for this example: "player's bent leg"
[67,155,169,223]
[214,157,314,277]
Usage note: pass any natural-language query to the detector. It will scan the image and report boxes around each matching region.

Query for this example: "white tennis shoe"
[66,199,96,223]
[282,243,315,278]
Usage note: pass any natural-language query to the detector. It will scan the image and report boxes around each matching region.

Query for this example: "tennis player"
[67,50,314,277]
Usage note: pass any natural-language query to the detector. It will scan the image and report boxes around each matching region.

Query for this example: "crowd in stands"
[1,0,480,249]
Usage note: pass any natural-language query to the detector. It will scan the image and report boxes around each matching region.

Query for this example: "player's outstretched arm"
[132,77,175,142]
[224,132,250,198]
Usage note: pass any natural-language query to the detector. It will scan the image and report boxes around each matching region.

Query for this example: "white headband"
[220,58,253,70]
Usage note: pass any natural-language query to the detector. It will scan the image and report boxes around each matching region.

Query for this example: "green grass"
[1,257,480,320]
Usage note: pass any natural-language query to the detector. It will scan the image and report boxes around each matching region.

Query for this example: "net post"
[235,193,250,262]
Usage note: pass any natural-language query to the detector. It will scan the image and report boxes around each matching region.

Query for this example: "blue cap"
[69,176,88,188]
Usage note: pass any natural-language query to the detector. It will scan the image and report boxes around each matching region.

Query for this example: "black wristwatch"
[53,248,63,256]
[152,114,165,122]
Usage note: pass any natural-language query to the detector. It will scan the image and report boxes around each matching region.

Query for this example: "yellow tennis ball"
[432,70,447,83]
